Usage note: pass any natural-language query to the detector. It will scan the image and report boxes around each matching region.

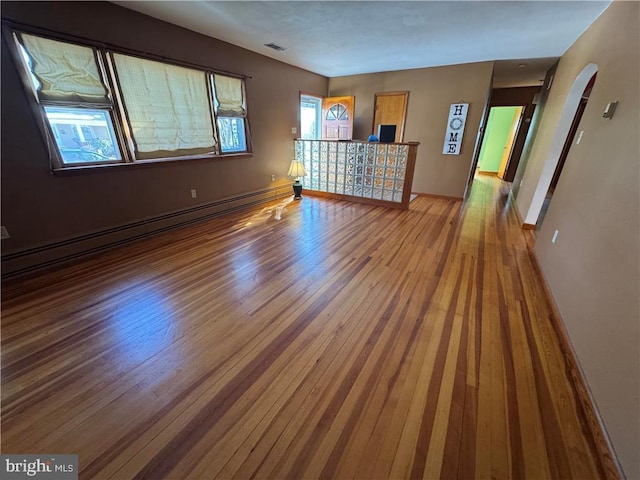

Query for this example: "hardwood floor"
[1,176,609,479]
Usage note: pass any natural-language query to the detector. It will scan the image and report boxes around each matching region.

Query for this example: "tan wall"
[511,62,558,200]
[514,2,639,477]
[0,1,328,257]
[328,62,493,197]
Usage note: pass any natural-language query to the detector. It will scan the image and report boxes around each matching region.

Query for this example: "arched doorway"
[536,72,597,227]
[521,63,598,226]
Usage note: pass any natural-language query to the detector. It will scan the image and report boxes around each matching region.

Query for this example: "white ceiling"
[113,1,611,85]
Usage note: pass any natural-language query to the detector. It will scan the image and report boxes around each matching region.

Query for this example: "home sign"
[443,103,469,155]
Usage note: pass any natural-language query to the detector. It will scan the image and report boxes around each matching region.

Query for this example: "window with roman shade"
[17,33,124,165]
[213,75,245,117]
[20,34,111,106]
[212,74,249,153]
[112,54,217,160]
[10,29,252,170]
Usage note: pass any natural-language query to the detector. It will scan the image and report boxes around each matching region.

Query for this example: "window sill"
[51,151,254,174]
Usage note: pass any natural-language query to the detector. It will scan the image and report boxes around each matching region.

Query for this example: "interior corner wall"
[511,63,558,201]
[514,2,639,477]
[328,62,494,198]
[0,1,328,267]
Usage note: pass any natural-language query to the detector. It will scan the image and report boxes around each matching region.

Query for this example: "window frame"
[11,31,130,169]
[210,74,250,155]
[107,51,221,162]
[4,23,253,171]
[300,92,323,140]
[216,117,249,154]
[42,105,126,165]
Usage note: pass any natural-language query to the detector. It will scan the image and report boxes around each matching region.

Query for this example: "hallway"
[1,176,610,479]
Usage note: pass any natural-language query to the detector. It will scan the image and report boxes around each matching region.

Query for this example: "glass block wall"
[295,140,412,204]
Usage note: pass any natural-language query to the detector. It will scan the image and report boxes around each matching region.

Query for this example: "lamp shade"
[287,160,306,177]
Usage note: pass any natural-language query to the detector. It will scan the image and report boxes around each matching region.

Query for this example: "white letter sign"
[443,103,468,155]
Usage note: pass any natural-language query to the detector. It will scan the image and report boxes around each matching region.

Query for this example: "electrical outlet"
[291,127,297,135]
[0,226,9,240]
[271,174,276,182]
[190,189,197,199]
[552,230,559,244]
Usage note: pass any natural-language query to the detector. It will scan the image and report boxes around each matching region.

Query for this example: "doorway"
[519,63,598,227]
[299,94,356,141]
[477,106,523,179]
[372,92,409,142]
[464,85,541,199]
[536,73,596,228]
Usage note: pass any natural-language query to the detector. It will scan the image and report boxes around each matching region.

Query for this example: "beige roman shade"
[213,75,246,117]
[113,53,216,158]
[20,34,111,106]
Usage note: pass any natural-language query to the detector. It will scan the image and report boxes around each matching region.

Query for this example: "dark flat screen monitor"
[378,124,396,143]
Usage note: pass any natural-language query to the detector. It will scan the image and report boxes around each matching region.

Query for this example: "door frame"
[497,106,525,179]
[464,85,542,199]
[371,91,409,142]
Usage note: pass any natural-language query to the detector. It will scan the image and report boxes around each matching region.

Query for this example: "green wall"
[478,106,519,172]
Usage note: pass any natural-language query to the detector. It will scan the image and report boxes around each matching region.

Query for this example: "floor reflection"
[107,283,180,367]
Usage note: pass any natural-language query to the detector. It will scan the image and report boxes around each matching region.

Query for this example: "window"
[12,30,251,169]
[327,103,349,120]
[217,117,247,153]
[212,75,248,153]
[111,53,217,160]
[44,107,121,164]
[17,33,123,166]
[300,94,322,140]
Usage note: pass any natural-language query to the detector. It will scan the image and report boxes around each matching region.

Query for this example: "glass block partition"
[294,140,419,209]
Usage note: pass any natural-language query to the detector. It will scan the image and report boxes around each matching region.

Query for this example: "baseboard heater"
[2,185,292,280]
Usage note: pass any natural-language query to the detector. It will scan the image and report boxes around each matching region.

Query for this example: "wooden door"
[372,92,409,142]
[321,96,354,140]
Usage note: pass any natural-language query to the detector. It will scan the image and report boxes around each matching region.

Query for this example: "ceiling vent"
[264,43,287,52]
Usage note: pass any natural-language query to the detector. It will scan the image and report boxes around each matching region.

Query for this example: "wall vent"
[264,43,287,52]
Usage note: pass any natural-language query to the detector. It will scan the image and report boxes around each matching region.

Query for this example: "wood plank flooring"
[1,176,607,479]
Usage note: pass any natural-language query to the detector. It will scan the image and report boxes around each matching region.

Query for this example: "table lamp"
[287,160,307,199]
